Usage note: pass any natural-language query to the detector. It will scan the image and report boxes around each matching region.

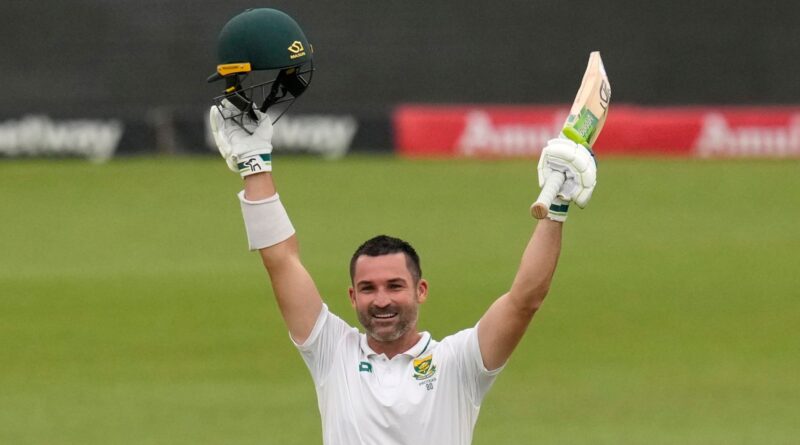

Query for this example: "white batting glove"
[209,100,273,177]
[537,137,597,220]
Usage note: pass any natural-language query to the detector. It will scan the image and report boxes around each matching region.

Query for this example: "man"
[210,100,596,444]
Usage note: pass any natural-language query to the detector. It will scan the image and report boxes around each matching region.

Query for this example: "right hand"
[537,137,597,206]
[209,100,274,176]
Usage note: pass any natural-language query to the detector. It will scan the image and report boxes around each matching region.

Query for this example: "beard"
[357,302,418,343]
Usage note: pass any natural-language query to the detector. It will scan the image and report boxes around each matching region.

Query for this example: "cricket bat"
[531,51,611,219]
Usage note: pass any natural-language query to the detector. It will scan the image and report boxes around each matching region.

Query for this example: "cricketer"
[207,8,597,445]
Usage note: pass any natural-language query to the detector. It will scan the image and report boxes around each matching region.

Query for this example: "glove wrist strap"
[547,198,569,222]
[237,154,272,177]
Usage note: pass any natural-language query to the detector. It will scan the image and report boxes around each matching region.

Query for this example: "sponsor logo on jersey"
[412,354,436,380]
[359,361,373,373]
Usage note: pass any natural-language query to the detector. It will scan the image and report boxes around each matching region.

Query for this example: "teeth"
[374,313,396,319]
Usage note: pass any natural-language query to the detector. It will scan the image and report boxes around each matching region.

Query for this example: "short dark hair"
[349,235,422,283]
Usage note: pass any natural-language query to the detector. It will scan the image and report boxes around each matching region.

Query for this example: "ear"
[348,286,357,308]
[415,279,429,304]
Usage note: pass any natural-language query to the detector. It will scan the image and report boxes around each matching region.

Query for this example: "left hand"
[209,100,274,177]
[537,137,597,209]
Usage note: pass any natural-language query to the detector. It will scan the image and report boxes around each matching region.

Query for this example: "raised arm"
[477,219,562,370]
[210,103,322,344]
[477,138,597,370]
[243,173,323,344]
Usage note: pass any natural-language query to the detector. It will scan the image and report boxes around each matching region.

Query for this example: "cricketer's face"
[349,253,428,343]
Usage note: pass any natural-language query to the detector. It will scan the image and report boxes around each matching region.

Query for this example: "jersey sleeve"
[441,323,505,405]
[291,303,356,386]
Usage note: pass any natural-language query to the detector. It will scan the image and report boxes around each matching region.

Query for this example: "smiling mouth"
[372,313,398,320]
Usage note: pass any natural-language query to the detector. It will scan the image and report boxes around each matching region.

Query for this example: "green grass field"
[1,156,798,444]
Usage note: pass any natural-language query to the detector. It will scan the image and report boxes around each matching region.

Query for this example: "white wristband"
[237,191,295,250]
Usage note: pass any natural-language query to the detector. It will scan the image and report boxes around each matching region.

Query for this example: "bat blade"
[531,51,611,219]
[561,51,611,148]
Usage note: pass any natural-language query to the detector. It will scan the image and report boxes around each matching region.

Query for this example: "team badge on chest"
[412,354,437,380]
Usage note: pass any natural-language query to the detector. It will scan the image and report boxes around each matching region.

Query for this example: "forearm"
[508,218,563,312]
[243,172,276,200]
[476,218,563,370]
[243,172,298,268]
[239,172,322,341]
[242,172,301,275]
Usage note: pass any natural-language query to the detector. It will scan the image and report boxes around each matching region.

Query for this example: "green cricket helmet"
[208,8,313,128]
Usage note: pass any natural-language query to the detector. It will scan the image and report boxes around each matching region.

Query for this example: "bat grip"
[530,171,567,219]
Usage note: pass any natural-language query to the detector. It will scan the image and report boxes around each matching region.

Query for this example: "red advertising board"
[394,105,800,158]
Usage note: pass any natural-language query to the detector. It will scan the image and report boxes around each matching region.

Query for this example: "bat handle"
[530,171,567,219]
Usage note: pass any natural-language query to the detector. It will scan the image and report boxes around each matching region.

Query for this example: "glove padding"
[537,137,597,209]
[209,100,274,176]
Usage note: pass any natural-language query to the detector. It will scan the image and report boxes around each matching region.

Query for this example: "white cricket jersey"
[293,304,504,445]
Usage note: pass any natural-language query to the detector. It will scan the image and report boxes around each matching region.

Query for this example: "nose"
[372,290,392,308]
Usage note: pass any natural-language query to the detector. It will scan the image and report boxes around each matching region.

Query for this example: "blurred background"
[3,0,799,158]
[1,1,798,444]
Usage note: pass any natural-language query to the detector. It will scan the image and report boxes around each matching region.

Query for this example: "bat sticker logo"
[599,80,611,111]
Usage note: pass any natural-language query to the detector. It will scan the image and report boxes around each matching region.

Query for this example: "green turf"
[1,156,798,444]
